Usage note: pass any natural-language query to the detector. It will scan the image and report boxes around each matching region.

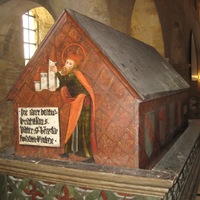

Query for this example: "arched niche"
[130,0,165,57]
[0,0,54,64]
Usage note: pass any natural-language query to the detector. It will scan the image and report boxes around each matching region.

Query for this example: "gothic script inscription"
[18,107,60,147]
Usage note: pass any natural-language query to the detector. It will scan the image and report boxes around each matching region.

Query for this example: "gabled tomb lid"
[67,9,189,100]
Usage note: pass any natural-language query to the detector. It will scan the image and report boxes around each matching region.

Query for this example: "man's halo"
[62,43,86,64]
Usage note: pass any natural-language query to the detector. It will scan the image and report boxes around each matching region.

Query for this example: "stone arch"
[106,0,134,34]
[130,0,165,57]
[0,0,54,62]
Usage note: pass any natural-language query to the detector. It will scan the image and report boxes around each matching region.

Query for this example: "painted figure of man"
[50,52,97,162]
